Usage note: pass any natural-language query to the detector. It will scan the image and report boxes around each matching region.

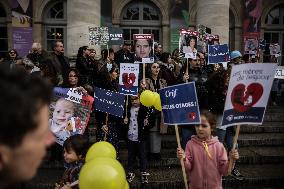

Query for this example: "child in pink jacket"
[177,110,239,189]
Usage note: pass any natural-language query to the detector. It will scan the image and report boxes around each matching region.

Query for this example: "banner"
[275,66,284,79]
[159,82,200,125]
[179,29,198,59]
[10,0,33,57]
[89,27,109,46]
[243,0,262,53]
[108,27,123,45]
[94,87,125,117]
[133,34,154,63]
[222,63,277,127]
[208,44,230,64]
[49,87,94,145]
[119,63,139,96]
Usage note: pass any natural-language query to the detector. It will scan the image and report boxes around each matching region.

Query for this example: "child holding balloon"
[55,134,89,189]
[123,95,155,184]
[177,110,240,189]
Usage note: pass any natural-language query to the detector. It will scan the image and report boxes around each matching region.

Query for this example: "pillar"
[196,0,230,44]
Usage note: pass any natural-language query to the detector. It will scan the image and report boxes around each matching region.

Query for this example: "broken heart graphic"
[231,83,263,112]
[122,73,136,89]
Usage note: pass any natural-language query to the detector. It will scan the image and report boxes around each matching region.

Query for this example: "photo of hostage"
[182,35,197,59]
[49,98,82,145]
[133,35,154,63]
[10,0,32,27]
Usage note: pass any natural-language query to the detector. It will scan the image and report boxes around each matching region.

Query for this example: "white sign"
[275,66,284,79]
[119,63,140,96]
[222,63,277,127]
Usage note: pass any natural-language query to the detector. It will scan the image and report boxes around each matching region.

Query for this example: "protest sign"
[244,37,259,55]
[89,27,109,46]
[133,34,154,63]
[94,87,125,118]
[179,29,198,59]
[208,44,230,64]
[119,63,139,96]
[269,43,281,57]
[50,87,94,145]
[222,63,277,127]
[275,66,284,79]
[108,27,123,45]
[159,82,200,125]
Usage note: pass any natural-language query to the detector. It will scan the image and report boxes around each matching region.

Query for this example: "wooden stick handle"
[143,63,146,82]
[228,125,240,174]
[125,95,129,119]
[104,113,109,141]
[175,125,189,189]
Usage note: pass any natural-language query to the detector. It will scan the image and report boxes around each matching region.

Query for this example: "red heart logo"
[188,112,196,120]
[122,73,136,89]
[231,83,263,112]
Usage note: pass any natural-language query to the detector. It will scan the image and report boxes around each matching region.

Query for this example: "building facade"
[0,0,283,64]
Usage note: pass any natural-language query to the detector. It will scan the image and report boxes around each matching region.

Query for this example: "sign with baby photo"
[49,87,94,145]
[119,63,139,96]
[159,82,201,125]
[222,63,277,127]
[94,87,125,118]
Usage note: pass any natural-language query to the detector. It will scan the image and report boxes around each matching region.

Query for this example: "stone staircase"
[26,97,284,189]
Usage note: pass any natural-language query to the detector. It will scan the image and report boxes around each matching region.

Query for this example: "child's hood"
[190,135,219,146]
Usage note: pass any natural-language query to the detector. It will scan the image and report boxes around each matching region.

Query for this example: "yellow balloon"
[140,90,155,107]
[124,181,129,189]
[85,141,116,162]
[79,158,126,189]
[153,92,162,111]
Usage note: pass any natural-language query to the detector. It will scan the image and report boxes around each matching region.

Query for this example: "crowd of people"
[0,38,281,189]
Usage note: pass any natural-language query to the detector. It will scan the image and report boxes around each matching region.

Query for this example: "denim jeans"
[180,126,196,150]
[215,126,236,151]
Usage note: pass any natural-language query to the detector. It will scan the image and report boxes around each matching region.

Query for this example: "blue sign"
[94,87,125,118]
[159,82,200,125]
[208,44,230,64]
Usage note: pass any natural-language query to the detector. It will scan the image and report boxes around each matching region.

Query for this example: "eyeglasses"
[152,66,160,69]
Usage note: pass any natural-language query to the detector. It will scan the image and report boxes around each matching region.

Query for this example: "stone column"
[162,24,170,52]
[196,0,230,44]
[67,0,101,57]
[234,26,242,51]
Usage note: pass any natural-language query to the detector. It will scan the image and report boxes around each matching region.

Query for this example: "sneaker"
[127,172,135,183]
[231,167,244,180]
[141,172,150,184]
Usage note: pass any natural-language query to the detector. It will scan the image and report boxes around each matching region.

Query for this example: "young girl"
[55,134,89,189]
[177,110,239,189]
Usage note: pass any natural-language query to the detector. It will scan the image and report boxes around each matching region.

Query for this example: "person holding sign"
[177,110,239,189]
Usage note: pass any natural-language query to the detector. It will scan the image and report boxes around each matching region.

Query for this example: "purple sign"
[12,27,33,57]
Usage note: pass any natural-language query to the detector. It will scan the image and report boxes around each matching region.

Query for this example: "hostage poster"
[179,29,198,59]
[133,34,154,63]
[119,63,139,96]
[49,87,94,145]
[222,63,277,127]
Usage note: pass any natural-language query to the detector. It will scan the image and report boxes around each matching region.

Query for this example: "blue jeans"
[215,126,236,151]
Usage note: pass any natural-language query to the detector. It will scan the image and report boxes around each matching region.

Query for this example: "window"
[264,4,284,65]
[0,3,7,57]
[43,1,67,52]
[121,0,161,44]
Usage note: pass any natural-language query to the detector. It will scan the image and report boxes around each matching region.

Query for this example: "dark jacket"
[50,52,70,85]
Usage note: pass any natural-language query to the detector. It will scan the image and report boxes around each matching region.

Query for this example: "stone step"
[240,123,284,133]
[26,164,284,189]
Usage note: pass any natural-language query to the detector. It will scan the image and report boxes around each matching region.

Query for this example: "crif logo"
[226,115,234,122]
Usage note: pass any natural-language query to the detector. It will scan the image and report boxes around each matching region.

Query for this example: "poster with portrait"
[119,63,139,96]
[49,87,94,145]
[197,25,212,53]
[179,29,198,59]
[221,63,277,127]
[89,27,109,46]
[244,37,259,55]
[133,34,154,63]
[269,43,281,58]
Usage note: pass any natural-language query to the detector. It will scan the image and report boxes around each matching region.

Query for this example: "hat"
[124,40,131,45]
[230,50,242,60]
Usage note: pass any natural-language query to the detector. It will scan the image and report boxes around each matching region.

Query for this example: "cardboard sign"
[179,29,198,59]
[222,63,277,127]
[94,87,125,118]
[275,66,284,79]
[50,87,94,145]
[159,82,200,125]
[119,63,139,96]
[133,34,154,63]
[208,44,230,64]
